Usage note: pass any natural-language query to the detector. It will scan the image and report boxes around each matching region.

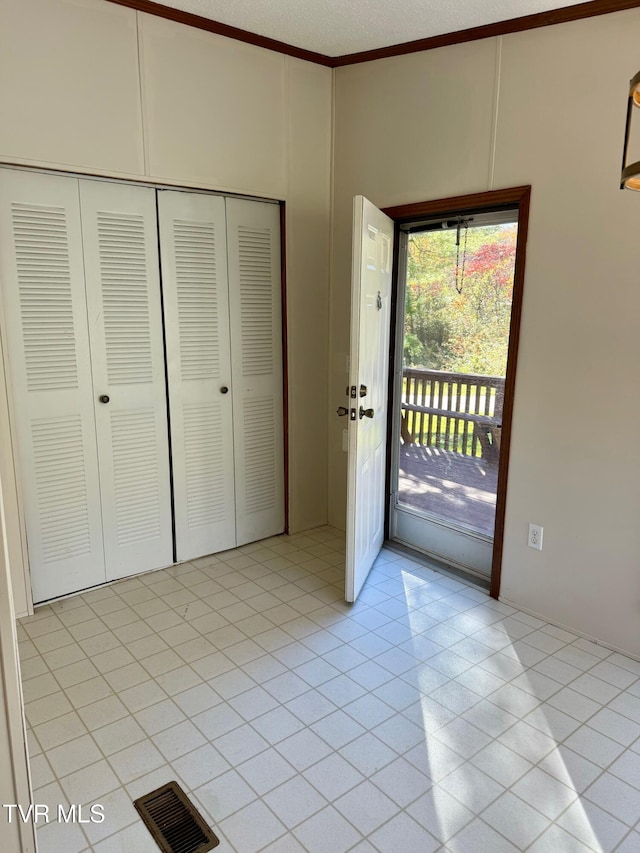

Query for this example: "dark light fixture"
[621,71,640,190]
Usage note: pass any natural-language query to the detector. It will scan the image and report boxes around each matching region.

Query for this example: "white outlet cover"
[528,523,543,550]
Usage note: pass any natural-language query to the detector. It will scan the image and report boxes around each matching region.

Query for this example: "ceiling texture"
[157,0,589,55]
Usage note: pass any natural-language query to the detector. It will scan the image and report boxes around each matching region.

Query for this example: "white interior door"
[346,196,394,602]
[158,189,236,561]
[226,198,284,547]
[79,179,172,581]
[0,168,106,602]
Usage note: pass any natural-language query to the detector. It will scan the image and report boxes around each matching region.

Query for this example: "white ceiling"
[160,0,588,56]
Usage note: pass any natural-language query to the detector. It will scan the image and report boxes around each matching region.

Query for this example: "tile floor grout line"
[18,532,640,853]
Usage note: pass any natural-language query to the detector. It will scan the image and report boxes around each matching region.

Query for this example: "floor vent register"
[133,781,220,853]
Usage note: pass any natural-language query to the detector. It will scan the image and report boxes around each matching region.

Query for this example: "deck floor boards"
[398,445,498,536]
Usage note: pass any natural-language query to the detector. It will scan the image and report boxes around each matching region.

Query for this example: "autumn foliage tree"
[404,224,516,377]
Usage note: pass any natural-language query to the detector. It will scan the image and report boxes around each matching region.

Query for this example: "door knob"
[99,395,110,404]
[220,386,229,394]
[359,406,374,419]
[336,406,349,417]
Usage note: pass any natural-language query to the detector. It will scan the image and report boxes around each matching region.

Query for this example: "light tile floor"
[17,527,640,852]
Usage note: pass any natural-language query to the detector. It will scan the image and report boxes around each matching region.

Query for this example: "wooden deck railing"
[402,368,505,461]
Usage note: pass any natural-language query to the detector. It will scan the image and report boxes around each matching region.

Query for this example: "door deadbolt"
[220,386,229,394]
[359,406,374,419]
[99,395,110,404]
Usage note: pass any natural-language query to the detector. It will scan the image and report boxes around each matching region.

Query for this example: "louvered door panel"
[79,180,172,580]
[158,191,236,560]
[226,198,284,546]
[0,169,105,601]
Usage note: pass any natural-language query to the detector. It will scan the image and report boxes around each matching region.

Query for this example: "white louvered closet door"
[0,169,106,602]
[226,198,284,546]
[158,190,236,561]
[79,180,172,581]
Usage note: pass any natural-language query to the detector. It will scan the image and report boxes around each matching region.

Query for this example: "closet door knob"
[99,395,110,404]
[220,386,229,394]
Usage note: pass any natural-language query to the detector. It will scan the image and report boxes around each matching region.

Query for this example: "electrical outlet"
[528,523,543,550]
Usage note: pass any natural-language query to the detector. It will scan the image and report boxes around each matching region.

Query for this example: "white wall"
[492,13,640,657]
[0,0,332,614]
[331,10,640,656]
[0,486,35,853]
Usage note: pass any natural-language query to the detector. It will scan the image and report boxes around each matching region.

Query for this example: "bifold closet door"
[0,169,106,602]
[158,190,236,561]
[79,180,172,580]
[226,198,284,546]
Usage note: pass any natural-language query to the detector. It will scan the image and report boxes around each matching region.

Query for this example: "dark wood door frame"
[382,185,532,599]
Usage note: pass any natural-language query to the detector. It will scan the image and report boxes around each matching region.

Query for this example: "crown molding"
[106,0,334,65]
[333,0,640,65]
[106,0,640,67]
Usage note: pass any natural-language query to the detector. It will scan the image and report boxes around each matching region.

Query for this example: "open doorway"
[384,187,531,596]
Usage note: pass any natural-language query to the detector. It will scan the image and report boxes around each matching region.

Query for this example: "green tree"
[404,224,516,377]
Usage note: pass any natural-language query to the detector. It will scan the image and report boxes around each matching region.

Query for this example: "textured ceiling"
[158,0,588,56]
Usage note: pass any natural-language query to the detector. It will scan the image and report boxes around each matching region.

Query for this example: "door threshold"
[395,503,493,543]
[385,539,490,592]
